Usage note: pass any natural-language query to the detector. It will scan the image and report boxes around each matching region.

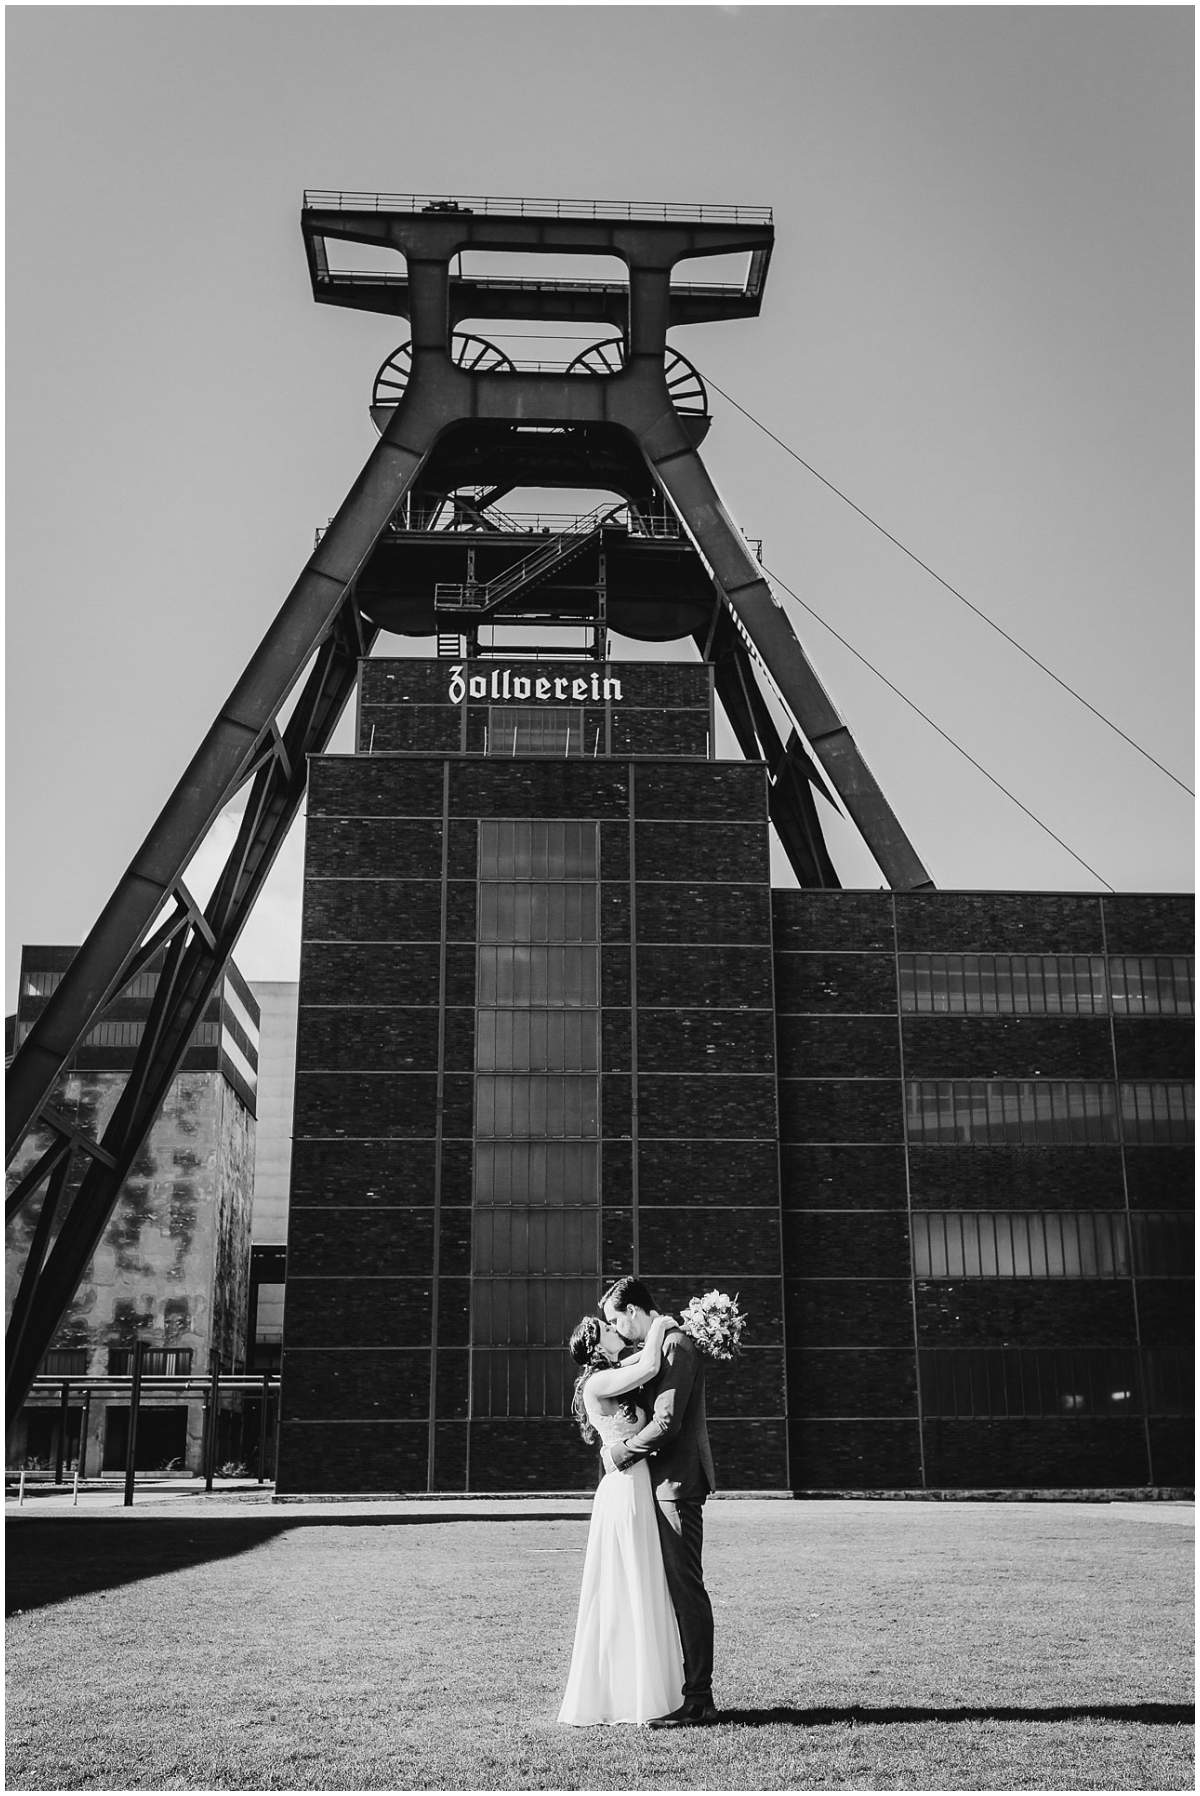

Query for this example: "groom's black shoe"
[649,1700,718,1729]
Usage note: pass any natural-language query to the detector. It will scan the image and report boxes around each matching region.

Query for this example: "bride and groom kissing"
[557,1276,719,1729]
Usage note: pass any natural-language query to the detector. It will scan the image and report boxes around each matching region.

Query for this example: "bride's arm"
[587,1314,674,1399]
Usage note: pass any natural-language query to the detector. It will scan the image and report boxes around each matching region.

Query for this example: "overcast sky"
[6,5,1193,1010]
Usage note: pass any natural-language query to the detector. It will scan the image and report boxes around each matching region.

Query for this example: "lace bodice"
[593,1408,643,1450]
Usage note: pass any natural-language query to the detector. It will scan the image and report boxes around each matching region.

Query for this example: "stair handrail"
[437,503,623,614]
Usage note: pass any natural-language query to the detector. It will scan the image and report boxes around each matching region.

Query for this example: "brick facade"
[276,658,1193,1495]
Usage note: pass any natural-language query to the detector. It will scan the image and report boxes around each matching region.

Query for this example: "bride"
[556,1310,684,1726]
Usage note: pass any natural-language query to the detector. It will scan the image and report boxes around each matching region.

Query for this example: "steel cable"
[708,376,1193,799]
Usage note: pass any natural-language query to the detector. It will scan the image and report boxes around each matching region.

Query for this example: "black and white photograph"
[6,4,1193,1791]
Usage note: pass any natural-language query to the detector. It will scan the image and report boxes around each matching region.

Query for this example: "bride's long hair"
[568,1314,610,1443]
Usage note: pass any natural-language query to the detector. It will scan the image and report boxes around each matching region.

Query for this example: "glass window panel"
[477,946,599,1007]
[921,1347,1150,1418]
[479,818,598,879]
[1131,1212,1193,1278]
[478,882,599,945]
[487,707,585,758]
[977,957,999,1015]
[907,1081,1120,1145]
[917,1213,1133,1280]
[1120,1082,1195,1144]
[899,952,1153,1015]
[957,958,977,1016]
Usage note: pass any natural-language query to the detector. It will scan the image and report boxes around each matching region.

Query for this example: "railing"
[316,508,687,547]
[304,191,772,226]
[12,1369,281,1505]
[319,271,749,296]
[435,504,620,614]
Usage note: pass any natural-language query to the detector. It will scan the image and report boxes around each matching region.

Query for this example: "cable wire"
[708,377,1194,799]
[761,559,1116,892]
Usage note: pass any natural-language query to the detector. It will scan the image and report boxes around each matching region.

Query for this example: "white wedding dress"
[557,1407,684,1726]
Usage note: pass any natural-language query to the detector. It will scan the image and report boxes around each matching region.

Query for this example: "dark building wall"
[776,890,1193,1491]
[276,655,1191,1495]
[278,665,786,1495]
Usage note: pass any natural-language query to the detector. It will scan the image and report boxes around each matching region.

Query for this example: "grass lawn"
[5,1497,1193,1791]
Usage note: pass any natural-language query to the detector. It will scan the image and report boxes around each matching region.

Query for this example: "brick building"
[275,659,1192,1495]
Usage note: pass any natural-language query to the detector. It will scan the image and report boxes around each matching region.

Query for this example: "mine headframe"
[5,192,932,1420]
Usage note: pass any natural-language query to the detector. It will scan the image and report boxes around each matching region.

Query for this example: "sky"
[6,4,1194,1011]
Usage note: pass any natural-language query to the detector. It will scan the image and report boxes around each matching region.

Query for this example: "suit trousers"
[655,1498,714,1705]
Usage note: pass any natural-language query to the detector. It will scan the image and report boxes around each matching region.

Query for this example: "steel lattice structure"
[6,194,931,1422]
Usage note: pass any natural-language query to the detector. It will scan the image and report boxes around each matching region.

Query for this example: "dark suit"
[619,1324,716,1705]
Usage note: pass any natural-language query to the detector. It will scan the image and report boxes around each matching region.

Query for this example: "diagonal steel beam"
[632,414,934,891]
[701,614,842,888]
[5,594,380,1418]
[6,396,444,1161]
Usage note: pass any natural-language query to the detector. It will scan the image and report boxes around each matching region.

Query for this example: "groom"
[599,1275,718,1728]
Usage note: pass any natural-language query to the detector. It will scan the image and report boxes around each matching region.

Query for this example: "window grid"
[906,1080,1121,1144]
[486,706,585,758]
[105,1348,194,1375]
[1129,1210,1195,1277]
[15,1018,221,1051]
[912,1211,1132,1278]
[1119,1083,1195,1145]
[472,820,602,1419]
[898,953,1193,1017]
[917,1348,1193,1418]
[477,947,599,1008]
[476,1009,599,1072]
[1110,956,1195,1016]
[906,1080,1195,1146]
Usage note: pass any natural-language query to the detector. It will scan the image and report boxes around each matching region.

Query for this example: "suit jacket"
[621,1323,716,1502]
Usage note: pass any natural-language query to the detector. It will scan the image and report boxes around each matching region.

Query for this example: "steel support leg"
[637,421,934,891]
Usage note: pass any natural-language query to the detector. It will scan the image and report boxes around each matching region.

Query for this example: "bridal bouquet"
[679,1289,746,1362]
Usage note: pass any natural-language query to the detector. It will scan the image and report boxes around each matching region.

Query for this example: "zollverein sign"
[448,665,624,706]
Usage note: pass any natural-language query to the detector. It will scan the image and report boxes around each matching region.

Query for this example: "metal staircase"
[433,505,620,620]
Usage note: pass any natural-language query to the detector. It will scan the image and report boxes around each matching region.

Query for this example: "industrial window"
[899,954,1109,1015]
[906,1080,1119,1144]
[106,1348,194,1375]
[472,819,601,1418]
[474,1142,600,1206]
[21,967,170,1004]
[473,1209,599,1276]
[918,1347,1186,1418]
[475,1075,600,1139]
[898,953,1194,1016]
[1119,1082,1194,1144]
[1109,957,1194,1016]
[40,1350,88,1376]
[1128,1211,1195,1277]
[21,969,65,998]
[487,706,585,757]
[912,1211,1131,1278]
[476,1010,599,1072]
[1139,1348,1194,1416]
[477,946,599,1007]
[14,1012,221,1048]
[479,883,598,945]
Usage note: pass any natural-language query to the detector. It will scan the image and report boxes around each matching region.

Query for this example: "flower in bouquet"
[679,1289,746,1362]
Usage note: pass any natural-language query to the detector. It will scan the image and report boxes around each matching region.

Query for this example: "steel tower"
[6,192,931,1421]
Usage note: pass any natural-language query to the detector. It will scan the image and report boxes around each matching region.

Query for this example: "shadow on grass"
[716,1703,1194,1727]
[6,1511,589,1616]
